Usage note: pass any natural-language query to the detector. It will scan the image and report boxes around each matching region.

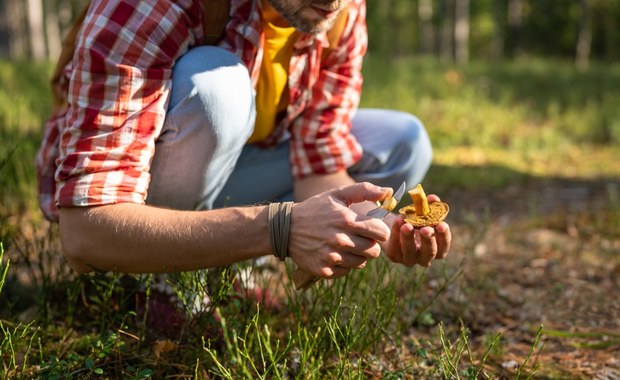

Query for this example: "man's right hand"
[287,182,392,278]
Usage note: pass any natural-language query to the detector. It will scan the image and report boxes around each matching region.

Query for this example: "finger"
[434,222,452,260]
[400,222,418,267]
[324,251,368,269]
[332,233,381,258]
[338,252,369,269]
[416,227,438,267]
[427,194,441,202]
[332,182,392,207]
[334,233,381,258]
[340,211,390,243]
[319,265,351,279]
[387,218,405,263]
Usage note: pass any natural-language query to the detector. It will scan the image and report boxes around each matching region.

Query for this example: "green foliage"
[362,56,620,149]
[0,60,52,133]
[0,60,52,224]
[365,0,620,61]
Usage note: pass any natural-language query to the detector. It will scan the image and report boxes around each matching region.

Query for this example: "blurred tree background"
[2,0,619,67]
[365,0,620,69]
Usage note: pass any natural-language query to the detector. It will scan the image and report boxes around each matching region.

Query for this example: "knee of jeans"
[171,46,256,143]
[400,114,433,166]
[398,114,433,183]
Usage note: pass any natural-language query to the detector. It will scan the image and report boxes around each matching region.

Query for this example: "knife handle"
[292,268,319,291]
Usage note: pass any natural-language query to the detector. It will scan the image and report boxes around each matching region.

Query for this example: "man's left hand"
[381,194,452,267]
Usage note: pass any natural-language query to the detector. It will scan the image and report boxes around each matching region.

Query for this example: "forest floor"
[2,58,620,379]
[406,175,620,379]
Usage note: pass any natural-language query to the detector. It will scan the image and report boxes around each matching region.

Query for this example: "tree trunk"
[439,0,454,63]
[454,0,470,64]
[575,0,592,70]
[491,0,505,61]
[387,0,398,57]
[5,0,28,59]
[418,0,435,55]
[373,0,392,57]
[507,0,523,57]
[44,1,63,59]
[0,0,9,57]
[27,0,46,60]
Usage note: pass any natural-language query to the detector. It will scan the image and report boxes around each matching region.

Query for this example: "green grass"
[1,56,619,378]
[361,56,620,191]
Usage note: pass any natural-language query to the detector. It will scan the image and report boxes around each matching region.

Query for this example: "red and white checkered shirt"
[36,0,367,221]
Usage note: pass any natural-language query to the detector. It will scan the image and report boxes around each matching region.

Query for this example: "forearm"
[59,203,270,274]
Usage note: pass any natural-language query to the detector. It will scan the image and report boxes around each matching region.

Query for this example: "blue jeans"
[147,46,432,210]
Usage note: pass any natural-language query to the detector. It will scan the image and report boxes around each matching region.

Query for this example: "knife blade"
[366,181,406,219]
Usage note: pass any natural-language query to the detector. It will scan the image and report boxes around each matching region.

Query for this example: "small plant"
[0,243,8,295]
[515,325,544,380]
[325,302,367,377]
[434,321,503,379]
[0,243,40,379]
[203,307,292,379]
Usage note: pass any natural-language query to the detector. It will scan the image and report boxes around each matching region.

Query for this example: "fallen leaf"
[153,339,177,358]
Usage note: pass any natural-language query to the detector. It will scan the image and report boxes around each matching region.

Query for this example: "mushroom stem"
[409,184,430,216]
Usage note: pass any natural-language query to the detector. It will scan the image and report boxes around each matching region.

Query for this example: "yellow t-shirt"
[248,0,298,143]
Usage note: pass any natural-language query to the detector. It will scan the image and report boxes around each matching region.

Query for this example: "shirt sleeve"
[288,0,367,179]
[55,0,200,209]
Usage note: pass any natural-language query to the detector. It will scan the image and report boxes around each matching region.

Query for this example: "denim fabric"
[147,46,256,210]
[147,46,432,210]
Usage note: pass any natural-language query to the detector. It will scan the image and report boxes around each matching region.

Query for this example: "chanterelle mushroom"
[399,184,449,228]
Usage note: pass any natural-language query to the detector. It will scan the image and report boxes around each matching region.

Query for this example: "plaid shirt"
[36,0,367,221]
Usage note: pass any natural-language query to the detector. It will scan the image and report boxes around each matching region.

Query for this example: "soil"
[412,177,620,379]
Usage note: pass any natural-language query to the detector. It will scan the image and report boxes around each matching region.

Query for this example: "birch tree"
[27,0,46,60]
[418,0,435,55]
[45,1,63,59]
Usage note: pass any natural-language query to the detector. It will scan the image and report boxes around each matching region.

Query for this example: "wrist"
[268,201,294,261]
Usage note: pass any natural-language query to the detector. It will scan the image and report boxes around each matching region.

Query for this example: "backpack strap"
[202,0,230,45]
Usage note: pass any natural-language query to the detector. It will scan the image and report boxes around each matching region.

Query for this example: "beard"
[267,0,348,35]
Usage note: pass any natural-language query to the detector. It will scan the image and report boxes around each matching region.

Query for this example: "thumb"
[332,182,392,207]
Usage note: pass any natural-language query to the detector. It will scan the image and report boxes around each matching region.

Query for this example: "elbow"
[59,227,95,274]
[58,208,98,274]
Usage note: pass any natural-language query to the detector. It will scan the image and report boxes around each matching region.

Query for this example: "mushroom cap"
[399,202,450,228]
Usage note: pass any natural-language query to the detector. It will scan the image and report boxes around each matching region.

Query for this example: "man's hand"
[382,194,452,267]
[288,182,391,278]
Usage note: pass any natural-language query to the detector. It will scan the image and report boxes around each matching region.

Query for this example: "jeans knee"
[405,114,433,166]
[392,112,433,185]
[170,46,256,145]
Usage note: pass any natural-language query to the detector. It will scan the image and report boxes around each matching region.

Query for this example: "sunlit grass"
[361,56,620,185]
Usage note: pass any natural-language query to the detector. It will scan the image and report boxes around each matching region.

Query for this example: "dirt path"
[421,177,620,378]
